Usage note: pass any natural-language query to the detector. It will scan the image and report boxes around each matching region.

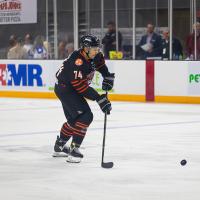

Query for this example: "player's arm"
[71,79,99,101]
[70,68,111,114]
[94,52,115,91]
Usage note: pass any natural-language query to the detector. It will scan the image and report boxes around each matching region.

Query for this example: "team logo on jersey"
[75,59,83,66]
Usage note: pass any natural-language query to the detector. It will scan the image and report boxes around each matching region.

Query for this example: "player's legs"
[59,106,73,142]
[70,111,93,148]
[65,110,93,162]
[53,84,72,156]
[53,83,93,160]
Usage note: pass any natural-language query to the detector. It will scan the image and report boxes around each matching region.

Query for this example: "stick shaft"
[101,91,108,164]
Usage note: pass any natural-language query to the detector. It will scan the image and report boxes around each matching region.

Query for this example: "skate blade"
[52,152,68,157]
[66,155,82,163]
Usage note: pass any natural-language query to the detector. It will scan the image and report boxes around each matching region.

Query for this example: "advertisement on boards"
[188,61,200,96]
[0,60,54,91]
[0,60,145,95]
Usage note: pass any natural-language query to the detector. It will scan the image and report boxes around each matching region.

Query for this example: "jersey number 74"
[74,70,83,79]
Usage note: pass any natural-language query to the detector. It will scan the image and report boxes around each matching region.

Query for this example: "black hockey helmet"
[80,34,100,48]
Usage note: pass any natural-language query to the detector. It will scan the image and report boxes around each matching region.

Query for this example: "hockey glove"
[102,73,115,91]
[96,94,112,114]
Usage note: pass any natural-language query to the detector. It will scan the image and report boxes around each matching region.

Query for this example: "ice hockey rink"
[1,97,200,200]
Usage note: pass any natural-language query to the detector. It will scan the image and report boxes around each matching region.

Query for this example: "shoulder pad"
[69,50,80,59]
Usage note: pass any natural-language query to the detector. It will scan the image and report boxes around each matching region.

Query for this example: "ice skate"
[52,136,70,157]
[66,143,83,163]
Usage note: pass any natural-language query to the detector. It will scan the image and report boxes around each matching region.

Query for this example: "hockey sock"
[60,122,73,141]
[70,121,89,147]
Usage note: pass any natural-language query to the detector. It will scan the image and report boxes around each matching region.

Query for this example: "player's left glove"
[102,73,115,91]
[96,94,112,114]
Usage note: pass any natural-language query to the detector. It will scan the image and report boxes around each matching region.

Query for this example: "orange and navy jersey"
[56,49,110,100]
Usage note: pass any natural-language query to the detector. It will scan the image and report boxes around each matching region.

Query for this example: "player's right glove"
[96,94,112,114]
[102,73,115,91]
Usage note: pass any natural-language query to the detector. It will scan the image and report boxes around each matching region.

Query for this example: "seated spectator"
[31,35,47,59]
[7,34,17,54]
[43,40,52,59]
[138,23,162,59]
[8,34,17,48]
[23,33,33,59]
[66,42,74,57]
[161,29,183,60]
[185,22,200,60]
[7,36,28,59]
[58,41,67,59]
[102,21,123,59]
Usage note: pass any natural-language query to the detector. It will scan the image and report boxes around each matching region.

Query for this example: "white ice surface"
[0,98,200,200]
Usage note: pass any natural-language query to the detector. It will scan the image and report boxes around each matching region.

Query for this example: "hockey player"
[53,34,115,163]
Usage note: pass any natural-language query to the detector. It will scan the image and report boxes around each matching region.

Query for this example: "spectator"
[185,22,200,60]
[66,42,74,57]
[31,35,47,59]
[8,34,17,48]
[7,35,17,50]
[7,36,28,59]
[138,23,162,59]
[102,21,123,59]
[161,29,183,60]
[23,33,33,59]
[43,40,52,59]
[58,40,67,59]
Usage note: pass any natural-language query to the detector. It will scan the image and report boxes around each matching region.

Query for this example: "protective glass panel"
[173,0,190,60]
[0,0,47,59]
[103,0,132,60]
[57,0,74,59]
[136,0,168,60]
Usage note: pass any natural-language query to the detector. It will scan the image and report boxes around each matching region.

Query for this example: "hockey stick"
[101,91,114,169]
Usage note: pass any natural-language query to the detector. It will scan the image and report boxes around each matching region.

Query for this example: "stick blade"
[101,162,114,169]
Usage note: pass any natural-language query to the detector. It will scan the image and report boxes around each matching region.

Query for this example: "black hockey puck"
[180,159,187,166]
